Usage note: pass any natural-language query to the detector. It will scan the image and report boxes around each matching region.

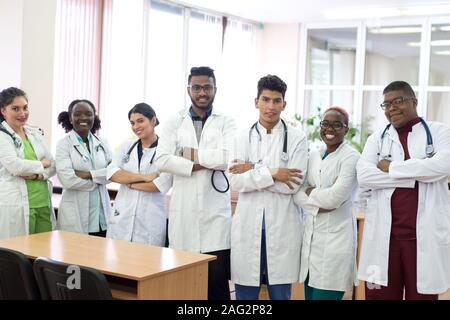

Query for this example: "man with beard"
[155,66,236,300]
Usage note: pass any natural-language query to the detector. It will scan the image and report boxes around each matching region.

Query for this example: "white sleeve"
[389,125,450,183]
[198,115,237,171]
[0,133,44,176]
[265,133,308,195]
[308,152,359,210]
[154,115,194,177]
[153,172,173,194]
[229,131,274,192]
[36,134,56,180]
[55,138,95,191]
[357,133,415,190]
[90,138,113,185]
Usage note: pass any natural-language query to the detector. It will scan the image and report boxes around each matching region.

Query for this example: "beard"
[190,96,215,110]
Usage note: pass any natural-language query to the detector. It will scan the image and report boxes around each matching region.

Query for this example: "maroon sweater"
[390,117,421,240]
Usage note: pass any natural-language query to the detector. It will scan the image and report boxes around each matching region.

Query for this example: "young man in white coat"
[228,75,307,300]
[154,66,236,300]
[357,80,450,299]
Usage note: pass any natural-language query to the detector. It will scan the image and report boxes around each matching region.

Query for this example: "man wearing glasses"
[357,80,450,299]
[155,66,236,300]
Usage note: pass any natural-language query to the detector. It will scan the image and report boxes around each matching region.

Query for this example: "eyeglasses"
[189,85,215,94]
[380,96,415,110]
[319,121,347,130]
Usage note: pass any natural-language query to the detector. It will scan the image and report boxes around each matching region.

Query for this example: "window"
[52,0,105,151]
[306,28,357,86]
[429,24,450,86]
[145,1,184,127]
[299,17,450,147]
[303,27,357,120]
[365,25,421,86]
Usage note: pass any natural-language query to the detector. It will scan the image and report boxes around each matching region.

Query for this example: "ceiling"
[175,0,450,23]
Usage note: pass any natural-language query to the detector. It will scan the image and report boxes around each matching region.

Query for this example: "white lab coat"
[55,131,112,234]
[230,121,308,286]
[0,121,56,239]
[294,142,359,292]
[154,107,236,253]
[106,139,172,246]
[357,121,450,294]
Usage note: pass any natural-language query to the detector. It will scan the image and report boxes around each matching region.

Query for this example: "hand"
[142,172,159,182]
[182,147,199,163]
[40,158,51,168]
[19,174,37,180]
[270,168,303,190]
[377,159,391,173]
[192,164,206,172]
[229,160,253,174]
[305,187,315,196]
[75,170,92,180]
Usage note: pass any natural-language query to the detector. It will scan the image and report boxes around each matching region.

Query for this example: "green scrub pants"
[304,275,345,300]
[29,207,52,234]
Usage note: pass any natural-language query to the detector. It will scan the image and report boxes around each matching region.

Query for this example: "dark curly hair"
[257,75,287,99]
[188,66,216,86]
[57,99,101,133]
[0,87,28,121]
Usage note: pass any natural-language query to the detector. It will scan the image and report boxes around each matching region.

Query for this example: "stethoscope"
[74,135,111,164]
[0,125,22,148]
[377,118,434,159]
[248,119,289,162]
[122,139,157,165]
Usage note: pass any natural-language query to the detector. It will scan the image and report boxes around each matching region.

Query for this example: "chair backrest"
[0,247,41,300]
[33,257,112,300]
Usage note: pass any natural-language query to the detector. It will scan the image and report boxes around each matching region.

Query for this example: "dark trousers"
[89,229,107,238]
[234,227,291,300]
[365,238,438,300]
[205,249,231,300]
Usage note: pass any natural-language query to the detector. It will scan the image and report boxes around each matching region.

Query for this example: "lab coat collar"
[319,140,347,159]
[180,105,220,119]
[256,118,284,135]
[385,123,400,144]
[69,130,90,146]
[0,120,27,142]
[1,121,16,135]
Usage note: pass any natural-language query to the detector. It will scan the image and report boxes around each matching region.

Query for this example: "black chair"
[0,247,41,300]
[33,257,112,300]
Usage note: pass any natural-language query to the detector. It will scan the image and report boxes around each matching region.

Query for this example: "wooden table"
[0,231,215,300]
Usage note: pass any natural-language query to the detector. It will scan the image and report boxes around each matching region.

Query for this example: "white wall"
[259,23,301,120]
[0,0,24,89]
[20,0,57,147]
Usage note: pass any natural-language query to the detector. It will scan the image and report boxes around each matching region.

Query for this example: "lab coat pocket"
[436,204,450,245]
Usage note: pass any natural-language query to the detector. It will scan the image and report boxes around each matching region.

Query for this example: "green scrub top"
[23,139,50,208]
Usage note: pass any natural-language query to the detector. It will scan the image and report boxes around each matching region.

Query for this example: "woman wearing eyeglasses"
[55,100,113,236]
[294,106,360,300]
[0,87,56,239]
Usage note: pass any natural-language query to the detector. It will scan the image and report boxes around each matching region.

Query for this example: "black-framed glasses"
[380,96,415,110]
[319,121,347,130]
[189,85,215,94]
